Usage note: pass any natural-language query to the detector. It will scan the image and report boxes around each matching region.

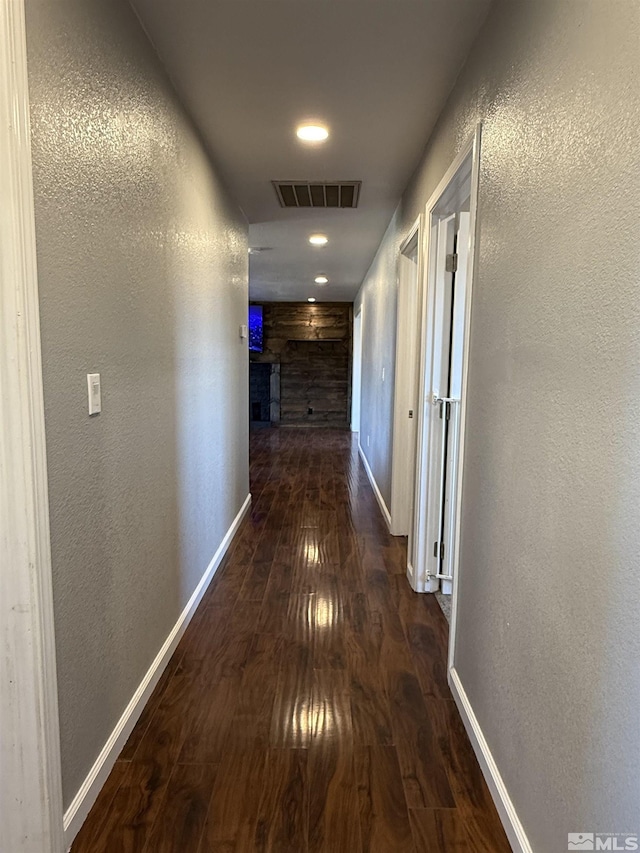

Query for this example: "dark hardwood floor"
[71,428,511,852]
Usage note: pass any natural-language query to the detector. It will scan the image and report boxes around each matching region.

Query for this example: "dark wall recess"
[249,302,352,426]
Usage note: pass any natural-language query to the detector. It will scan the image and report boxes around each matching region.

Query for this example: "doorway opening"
[409,126,481,640]
[249,362,280,426]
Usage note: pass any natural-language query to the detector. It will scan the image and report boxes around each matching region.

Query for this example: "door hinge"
[408,409,413,419]
[445,253,458,273]
[433,541,445,561]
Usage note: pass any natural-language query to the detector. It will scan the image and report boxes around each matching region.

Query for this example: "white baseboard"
[449,667,531,853]
[357,443,392,531]
[63,492,252,849]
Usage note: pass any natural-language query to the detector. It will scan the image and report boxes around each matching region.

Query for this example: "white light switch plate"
[239,324,248,340]
[87,373,101,415]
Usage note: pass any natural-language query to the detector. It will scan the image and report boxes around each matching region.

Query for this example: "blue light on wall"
[248,305,263,352]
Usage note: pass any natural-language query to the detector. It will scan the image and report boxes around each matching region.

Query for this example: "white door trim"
[398,214,421,259]
[424,213,457,593]
[447,124,482,671]
[390,215,422,537]
[411,124,482,610]
[351,306,363,433]
[0,2,65,851]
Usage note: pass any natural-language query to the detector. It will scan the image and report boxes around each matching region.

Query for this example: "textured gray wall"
[25,0,249,808]
[354,210,400,509]
[358,1,640,848]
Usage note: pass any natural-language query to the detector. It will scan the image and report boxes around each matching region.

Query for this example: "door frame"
[351,306,363,432]
[390,215,422,536]
[0,2,65,850]
[410,124,482,670]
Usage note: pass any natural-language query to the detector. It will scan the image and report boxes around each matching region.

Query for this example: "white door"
[416,209,470,594]
[436,212,470,593]
[391,226,421,535]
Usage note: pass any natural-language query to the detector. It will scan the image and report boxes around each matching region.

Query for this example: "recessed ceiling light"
[309,234,328,246]
[314,275,329,285]
[296,124,329,143]
[307,297,317,303]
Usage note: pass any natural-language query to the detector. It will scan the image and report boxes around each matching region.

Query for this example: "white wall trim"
[63,493,252,849]
[0,1,65,850]
[449,667,532,853]
[358,443,392,531]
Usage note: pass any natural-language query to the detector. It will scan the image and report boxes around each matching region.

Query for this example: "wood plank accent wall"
[250,302,352,426]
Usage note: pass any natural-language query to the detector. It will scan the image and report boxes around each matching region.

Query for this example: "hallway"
[71,429,510,852]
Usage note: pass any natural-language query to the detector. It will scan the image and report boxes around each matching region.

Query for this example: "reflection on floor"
[71,427,510,852]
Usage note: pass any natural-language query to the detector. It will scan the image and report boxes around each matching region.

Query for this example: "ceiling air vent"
[273,181,361,209]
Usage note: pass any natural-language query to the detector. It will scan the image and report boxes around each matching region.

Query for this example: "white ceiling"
[131,0,491,302]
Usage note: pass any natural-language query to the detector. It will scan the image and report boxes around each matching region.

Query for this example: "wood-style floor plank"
[196,601,261,681]
[177,676,241,764]
[71,427,510,853]
[355,745,415,852]
[397,585,452,700]
[142,762,217,853]
[226,631,282,751]
[310,668,352,747]
[254,748,308,852]
[350,665,393,746]
[308,744,362,853]
[86,759,171,853]
[441,698,513,853]
[70,761,129,853]
[197,748,267,851]
[132,663,205,767]
[119,656,180,761]
[388,669,456,809]
[270,640,314,748]
[344,592,383,672]
[409,808,473,852]
[237,559,273,603]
